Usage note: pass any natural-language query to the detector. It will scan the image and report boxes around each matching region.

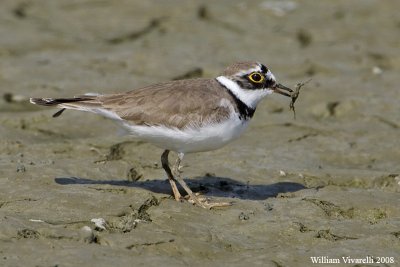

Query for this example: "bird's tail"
[30,95,102,117]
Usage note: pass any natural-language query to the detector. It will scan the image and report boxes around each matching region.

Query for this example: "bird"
[30,61,293,209]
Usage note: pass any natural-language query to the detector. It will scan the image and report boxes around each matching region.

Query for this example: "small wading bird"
[31,61,293,209]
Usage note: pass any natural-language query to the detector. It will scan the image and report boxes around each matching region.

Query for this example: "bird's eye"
[248,72,264,83]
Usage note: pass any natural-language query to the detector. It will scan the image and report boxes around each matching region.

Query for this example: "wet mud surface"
[0,0,399,266]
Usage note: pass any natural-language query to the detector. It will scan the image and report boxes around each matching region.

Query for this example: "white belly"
[120,116,249,153]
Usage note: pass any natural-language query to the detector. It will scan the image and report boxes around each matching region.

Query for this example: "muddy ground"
[0,0,399,266]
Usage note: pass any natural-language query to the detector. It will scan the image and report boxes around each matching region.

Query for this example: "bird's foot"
[184,193,232,209]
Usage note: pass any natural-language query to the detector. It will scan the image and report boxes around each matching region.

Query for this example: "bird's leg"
[172,153,232,209]
[161,150,182,201]
[171,153,204,207]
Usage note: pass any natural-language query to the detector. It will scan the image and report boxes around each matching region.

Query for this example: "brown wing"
[98,78,234,129]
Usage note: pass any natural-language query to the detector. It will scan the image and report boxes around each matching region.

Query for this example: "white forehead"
[266,70,276,81]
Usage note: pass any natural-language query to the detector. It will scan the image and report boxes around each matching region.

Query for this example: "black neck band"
[216,79,255,120]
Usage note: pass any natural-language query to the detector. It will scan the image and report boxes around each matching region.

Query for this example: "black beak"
[272,83,293,97]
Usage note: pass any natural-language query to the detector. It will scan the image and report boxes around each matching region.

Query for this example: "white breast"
[119,115,249,153]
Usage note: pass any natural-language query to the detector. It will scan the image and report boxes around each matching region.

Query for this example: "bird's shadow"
[55,175,306,200]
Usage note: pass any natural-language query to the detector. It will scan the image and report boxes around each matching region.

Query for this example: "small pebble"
[394,176,400,186]
[91,218,107,231]
[372,66,383,75]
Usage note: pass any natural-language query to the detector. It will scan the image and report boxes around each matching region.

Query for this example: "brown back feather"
[98,78,237,129]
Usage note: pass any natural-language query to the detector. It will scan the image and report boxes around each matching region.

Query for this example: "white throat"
[216,76,272,109]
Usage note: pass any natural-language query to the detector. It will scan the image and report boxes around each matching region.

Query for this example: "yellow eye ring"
[248,72,264,83]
